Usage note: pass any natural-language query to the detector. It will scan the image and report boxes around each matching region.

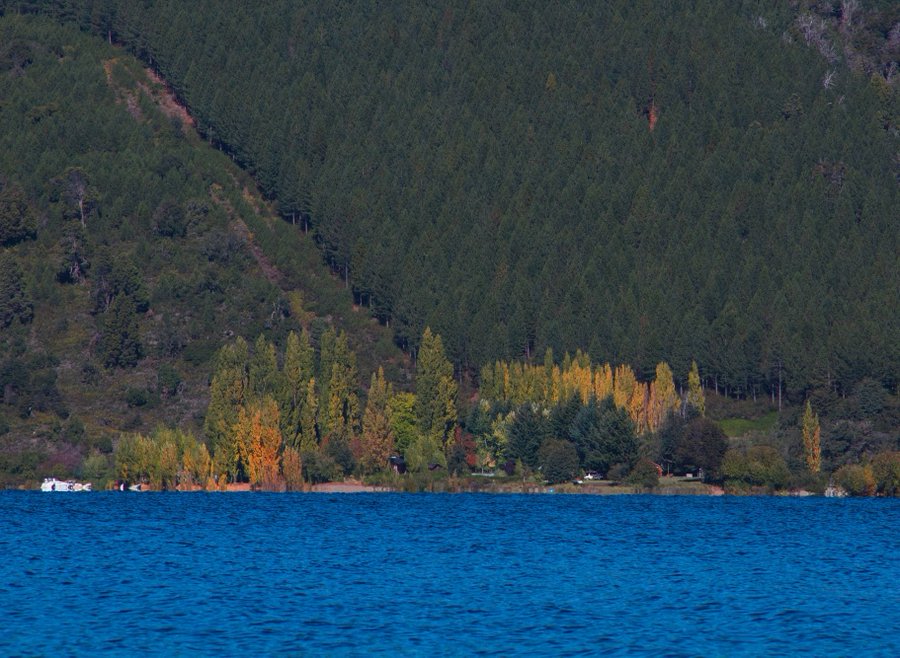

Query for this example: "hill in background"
[8,0,896,402]
[0,15,407,482]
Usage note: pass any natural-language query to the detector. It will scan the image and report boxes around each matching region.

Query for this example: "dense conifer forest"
[6,0,895,400]
[0,4,897,492]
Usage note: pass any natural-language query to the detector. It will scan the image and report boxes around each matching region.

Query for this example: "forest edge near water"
[0,9,897,494]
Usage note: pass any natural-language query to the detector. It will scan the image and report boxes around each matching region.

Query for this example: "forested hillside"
[0,15,405,482]
[8,0,896,402]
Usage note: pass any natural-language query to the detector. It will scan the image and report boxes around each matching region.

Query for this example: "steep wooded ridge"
[3,1,899,402]
[0,16,406,478]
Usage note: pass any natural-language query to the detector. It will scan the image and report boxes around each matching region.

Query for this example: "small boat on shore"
[41,478,92,492]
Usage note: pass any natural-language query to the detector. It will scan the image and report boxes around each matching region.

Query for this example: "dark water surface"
[1,492,898,656]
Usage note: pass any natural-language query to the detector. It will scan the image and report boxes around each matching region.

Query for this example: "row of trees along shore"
[114,328,900,496]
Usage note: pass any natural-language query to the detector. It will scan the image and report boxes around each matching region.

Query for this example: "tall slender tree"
[415,327,457,455]
[801,399,821,473]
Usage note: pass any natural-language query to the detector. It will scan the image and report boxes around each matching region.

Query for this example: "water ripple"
[0,493,898,656]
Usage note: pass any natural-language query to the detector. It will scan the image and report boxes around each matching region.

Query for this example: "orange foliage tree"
[235,397,283,490]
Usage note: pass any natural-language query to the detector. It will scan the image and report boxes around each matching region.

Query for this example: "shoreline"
[20,478,827,496]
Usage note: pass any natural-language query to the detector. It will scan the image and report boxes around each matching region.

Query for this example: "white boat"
[41,478,92,492]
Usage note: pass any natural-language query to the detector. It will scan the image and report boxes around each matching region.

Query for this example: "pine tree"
[801,399,821,473]
[325,332,359,439]
[415,327,457,455]
[0,253,33,327]
[281,329,314,446]
[317,327,337,433]
[248,334,280,402]
[687,360,705,417]
[98,293,142,368]
[204,337,249,470]
[0,182,37,246]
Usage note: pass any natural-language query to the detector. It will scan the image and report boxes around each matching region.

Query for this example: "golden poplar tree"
[593,363,613,402]
[613,364,637,410]
[281,447,303,491]
[648,362,679,433]
[687,360,705,417]
[801,400,821,473]
[241,397,283,490]
[359,367,394,474]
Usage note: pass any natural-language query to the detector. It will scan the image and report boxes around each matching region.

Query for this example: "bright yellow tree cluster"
[480,350,685,434]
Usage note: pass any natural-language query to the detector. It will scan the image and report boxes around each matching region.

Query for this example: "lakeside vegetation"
[106,327,900,496]
[0,12,896,495]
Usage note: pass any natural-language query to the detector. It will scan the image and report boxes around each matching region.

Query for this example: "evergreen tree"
[298,377,319,453]
[415,327,457,454]
[248,334,280,402]
[325,331,359,439]
[0,182,37,246]
[97,293,142,368]
[204,337,249,471]
[281,329,314,446]
[0,253,33,328]
[388,392,418,459]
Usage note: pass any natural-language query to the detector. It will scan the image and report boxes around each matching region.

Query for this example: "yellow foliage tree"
[648,362,680,433]
[359,366,394,474]
[801,400,821,473]
[281,446,304,491]
[687,360,705,417]
[593,363,613,401]
[613,364,637,410]
[234,397,283,489]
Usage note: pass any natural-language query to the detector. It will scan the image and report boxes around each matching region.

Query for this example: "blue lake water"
[1,492,898,657]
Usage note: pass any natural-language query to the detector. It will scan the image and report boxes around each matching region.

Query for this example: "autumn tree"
[687,360,705,417]
[648,362,679,433]
[359,366,394,474]
[235,397,283,490]
[282,446,303,490]
[801,399,821,473]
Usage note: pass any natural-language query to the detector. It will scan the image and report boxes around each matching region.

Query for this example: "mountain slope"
[0,15,406,481]
[3,1,899,401]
